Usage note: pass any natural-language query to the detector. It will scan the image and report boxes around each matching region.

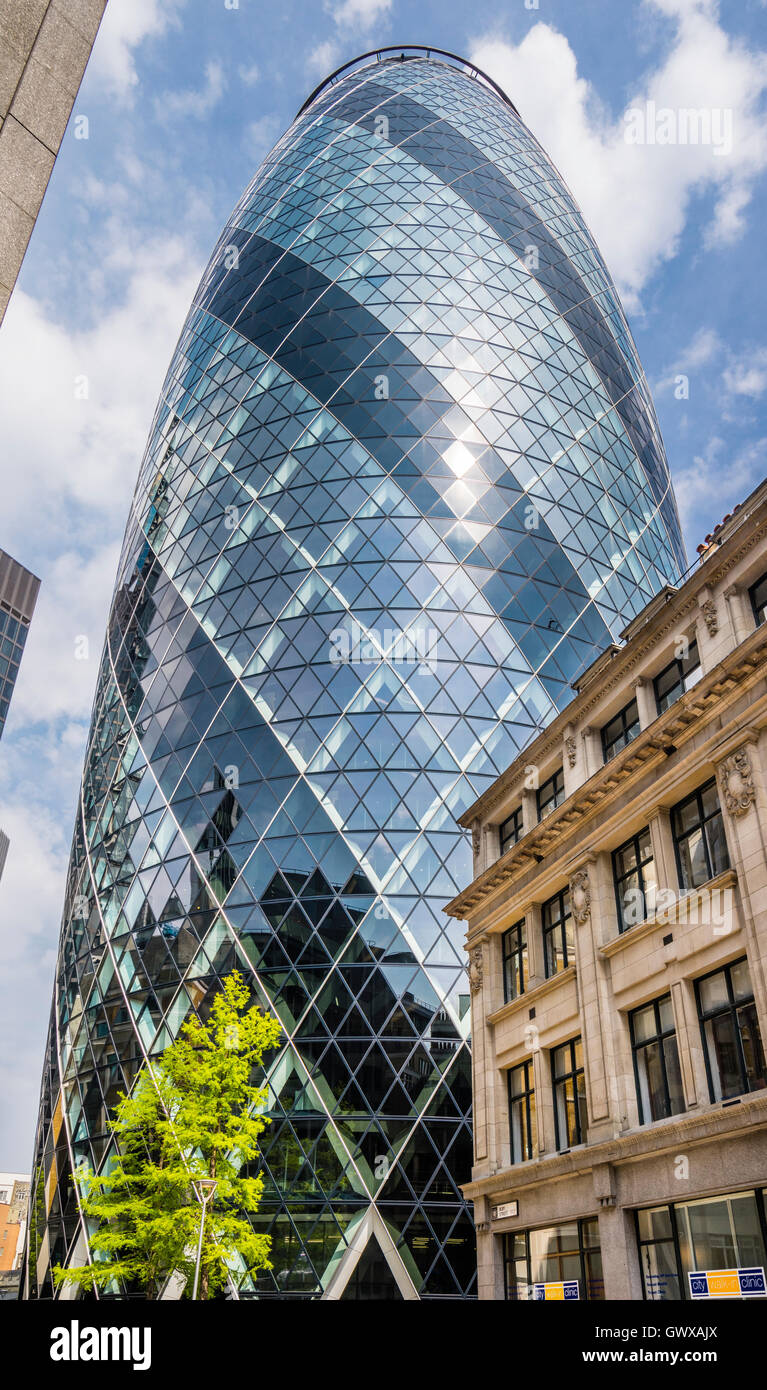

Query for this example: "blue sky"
[0,0,765,1169]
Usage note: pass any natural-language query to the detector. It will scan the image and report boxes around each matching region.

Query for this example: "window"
[499,805,523,855]
[508,1060,537,1163]
[696,957,767,1102]
[502,919,527,1002]
[602,697,640,762]
[542,888,573,977]
[630,994,685,1124]
[552,1037,587,1150]
[654,638,701,714]
[637,1190,767,1301]
[671,778,729,890]
[750,571,767,626]
[537,767,565,821]
[504,1217,604,1300]
[612,827,657,932]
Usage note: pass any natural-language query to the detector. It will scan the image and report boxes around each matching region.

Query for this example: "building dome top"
[296,44,519,118]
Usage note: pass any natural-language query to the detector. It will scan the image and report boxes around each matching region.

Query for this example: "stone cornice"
[486,964,576,1027]
[619,583,679,644]
[598,869,739,959]
[447,626,767,923]
[457,497,767,831]
[462,1089,767,1203]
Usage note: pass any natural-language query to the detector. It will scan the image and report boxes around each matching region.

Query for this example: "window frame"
[629,993,685,1125]
[653,638,701,715]
[749,571,767,627]
[671,777,730,891]
[536,767,565,822]
[508,1058,536,1164]
[612,826,656,933]
[499,805,524,856]
[551,1036,587,1151]
[502,918,527,1003]
[503,1216,604,1301]
[636,1189,767,1301]
[695,956,767,1103]
[601,697,640,763]
[542,887,573,978]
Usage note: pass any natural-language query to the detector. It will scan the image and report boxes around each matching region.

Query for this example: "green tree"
[53,971,282,1299]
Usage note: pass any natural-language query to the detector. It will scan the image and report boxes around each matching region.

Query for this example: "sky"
[0,0,765,1170]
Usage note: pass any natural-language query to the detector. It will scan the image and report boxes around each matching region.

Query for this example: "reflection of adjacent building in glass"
[25,48,685,1300]
[453,481,767,1300]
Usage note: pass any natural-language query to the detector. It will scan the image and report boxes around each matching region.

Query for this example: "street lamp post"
[191,1177,218,1301]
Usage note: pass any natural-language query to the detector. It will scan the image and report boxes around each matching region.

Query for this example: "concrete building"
[0,0,107,325]
[0,1174,29,1299]
[447,479,767,1301]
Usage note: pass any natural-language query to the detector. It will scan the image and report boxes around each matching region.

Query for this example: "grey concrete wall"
[0,0,106,324]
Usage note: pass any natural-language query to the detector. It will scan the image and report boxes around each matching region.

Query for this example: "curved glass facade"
[27,52,684,1300]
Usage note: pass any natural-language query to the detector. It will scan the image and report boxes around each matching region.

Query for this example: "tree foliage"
[53,971,282,1299]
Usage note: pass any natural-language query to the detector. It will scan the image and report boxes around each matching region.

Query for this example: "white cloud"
[156,60,226,122]
[0,230,202,1165]
[673,434,767,535]
[326,0,392,31]
[677,327,722,369]
[654,325,722,392]
[76,143,221,249]
[307,39,342,79]
[0,236,200,550]
[238,62,261,87]
[0,746,82,1168]
[88,0,187,103]
[0,226,203,733]
[4,546,120,727]
[722,346,767,396]
[470,0,767,307]
[650,0,716,18]
[704,181,752,247]
[308,0,392,76]
[243,115,283,166]
[654,328,767,404]
[0,785,72,961]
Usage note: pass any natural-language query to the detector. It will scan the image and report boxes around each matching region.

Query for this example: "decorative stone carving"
[570,866,591,926]
[471,819,481,864]
[564,733,577,768]
[701,596,718,637]
[718,746,756,818]
[469,945,484,994]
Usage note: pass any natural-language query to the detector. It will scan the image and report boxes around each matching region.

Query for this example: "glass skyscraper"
[27,49,684,1300]
[0,549,40,889]
[0,549,39,744]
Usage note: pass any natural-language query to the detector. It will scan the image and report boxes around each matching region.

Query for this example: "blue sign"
[688,1267,766,1299]
[532,1280,580,1301]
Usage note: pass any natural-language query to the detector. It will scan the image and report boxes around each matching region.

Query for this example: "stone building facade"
[447,479,767,1300]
